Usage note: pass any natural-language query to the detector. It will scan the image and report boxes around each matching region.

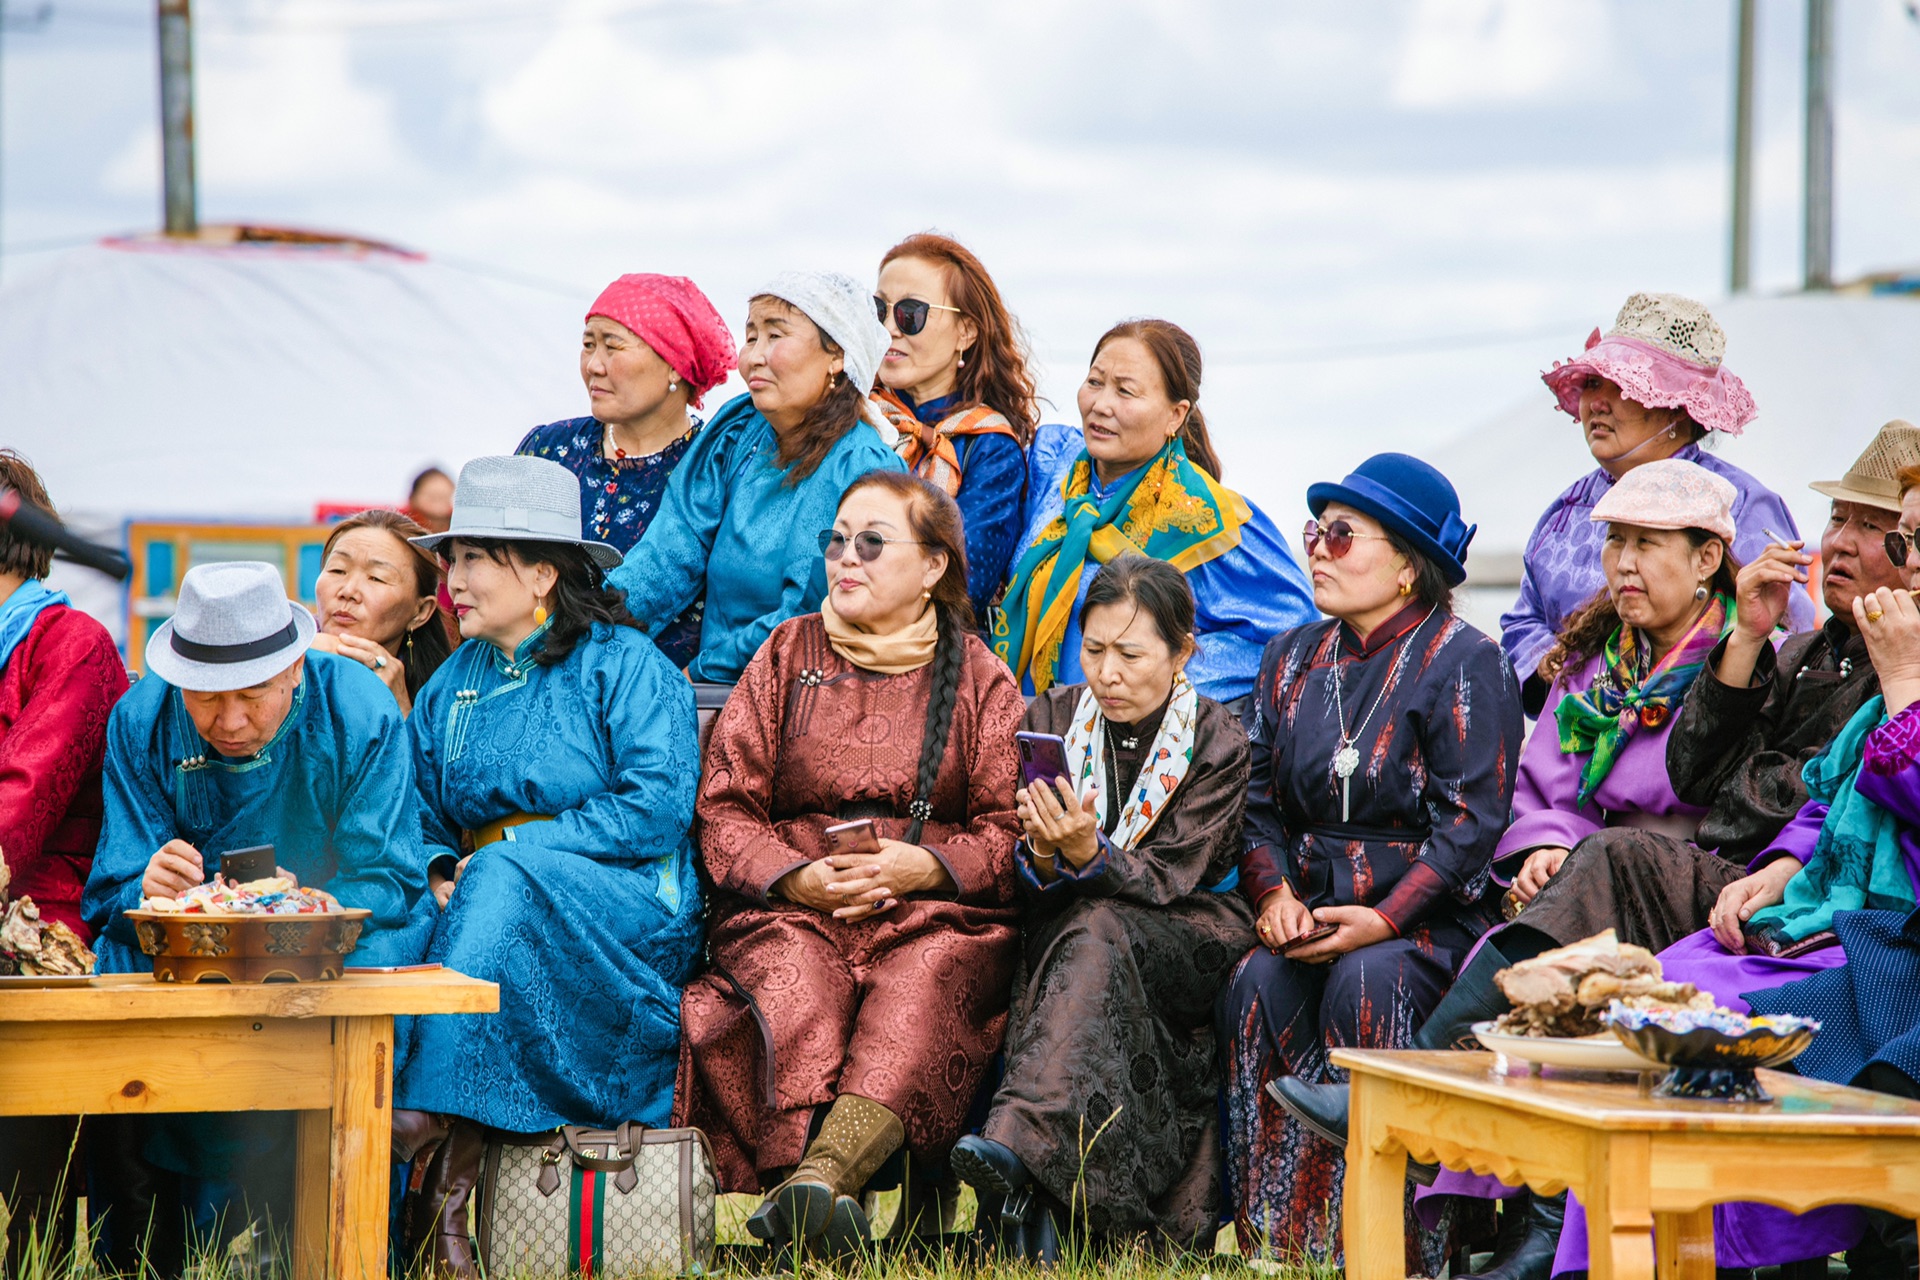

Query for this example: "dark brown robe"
[979,685,1254,1243]
[672,615,1024,1191]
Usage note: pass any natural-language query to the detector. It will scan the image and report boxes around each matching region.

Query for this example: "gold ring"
[1869,610,1886,623]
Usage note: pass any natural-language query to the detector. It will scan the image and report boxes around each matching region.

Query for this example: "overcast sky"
[5,0,1919,518]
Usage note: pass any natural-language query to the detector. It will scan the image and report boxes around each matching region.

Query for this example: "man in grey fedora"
[80,559,435,1271]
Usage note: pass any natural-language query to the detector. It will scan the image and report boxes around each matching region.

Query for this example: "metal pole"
[1803,0,1834,290]
[1729,0,1756,294]
[158,0,196,236]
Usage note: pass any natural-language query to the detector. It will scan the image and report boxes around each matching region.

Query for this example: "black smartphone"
[823,819,881,856]
[218,844,276,884]
[1016,732,1072,791]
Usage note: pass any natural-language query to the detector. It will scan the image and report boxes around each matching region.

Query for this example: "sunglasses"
[873,296,963,337]
[818,530,928,562]
[1302,518,1393,559]
[1887,529,1920,567]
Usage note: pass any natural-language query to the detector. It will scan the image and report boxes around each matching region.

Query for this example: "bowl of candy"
[126,878,369,983]
[1604,1001,1819,1103]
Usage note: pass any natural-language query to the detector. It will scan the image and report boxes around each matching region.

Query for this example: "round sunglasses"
[1887,529,1920,568]
[1302,518,1393,559]
[873,295,962,337]
[818,529,928,562]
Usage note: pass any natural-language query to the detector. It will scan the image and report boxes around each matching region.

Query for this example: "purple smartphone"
[1016,732,1072,790]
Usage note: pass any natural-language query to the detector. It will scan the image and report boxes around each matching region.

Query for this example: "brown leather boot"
[752,1096,904,1251]
[409,1120,483,1279]
[391,1109,451,1165]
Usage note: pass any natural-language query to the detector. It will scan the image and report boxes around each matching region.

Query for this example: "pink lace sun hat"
[1542,292,1758,437]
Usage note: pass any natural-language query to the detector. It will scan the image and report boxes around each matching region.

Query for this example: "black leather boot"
[949,1136,1029,1198]
[1263,937,1517,1150]
[1458,1190,1564,1280]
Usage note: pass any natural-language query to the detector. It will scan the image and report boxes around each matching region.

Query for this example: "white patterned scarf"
[1062,673,1200,851]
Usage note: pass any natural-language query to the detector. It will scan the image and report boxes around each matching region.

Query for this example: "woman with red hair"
[517,272,737,668]
[873,233,1037,622]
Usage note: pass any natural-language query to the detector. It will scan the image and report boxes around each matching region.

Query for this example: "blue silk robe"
[608,393,905,683]
[83,651,434,975]
[1013,422,1319,704]
[392,621,703,1131]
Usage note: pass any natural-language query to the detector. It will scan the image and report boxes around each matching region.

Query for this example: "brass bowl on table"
[125,908,370,983]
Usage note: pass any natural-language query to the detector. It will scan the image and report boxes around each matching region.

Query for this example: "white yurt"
[0,229,585,646]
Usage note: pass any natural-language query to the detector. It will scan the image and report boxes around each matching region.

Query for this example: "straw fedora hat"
[1809,420,1920,512]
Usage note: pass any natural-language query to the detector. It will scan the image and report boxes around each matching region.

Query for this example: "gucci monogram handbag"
[475,1123,717,1275]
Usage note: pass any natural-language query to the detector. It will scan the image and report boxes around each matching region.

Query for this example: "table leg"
[1588,1134,1655,1280]
[1654,1208,1715,1280]
[328,1014,395,1280]
[1341,1076,1408,1280]
[292,1109,330,1280]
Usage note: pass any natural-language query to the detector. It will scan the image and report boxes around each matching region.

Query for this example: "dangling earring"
[405,628,416,657]
[1694,583,1709,601]
[534,600,550,626]
[922,588,932,600]
[957,354,966,368]
[668,376,679,393]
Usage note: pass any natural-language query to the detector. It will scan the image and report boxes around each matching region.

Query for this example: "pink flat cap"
[1542,292,1758,437]
[1590,458,1737,542]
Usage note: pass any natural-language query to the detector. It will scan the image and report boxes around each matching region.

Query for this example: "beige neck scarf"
[821,595,938,674]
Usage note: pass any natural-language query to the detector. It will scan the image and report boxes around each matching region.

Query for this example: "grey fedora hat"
[410,455,622,569]
[146,561,316,692]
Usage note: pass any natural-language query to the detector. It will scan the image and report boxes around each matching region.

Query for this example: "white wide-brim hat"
[410,455,623,570]
[146,560,316,692]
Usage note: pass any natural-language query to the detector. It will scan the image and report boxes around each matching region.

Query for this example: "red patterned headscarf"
[586,274,737,408]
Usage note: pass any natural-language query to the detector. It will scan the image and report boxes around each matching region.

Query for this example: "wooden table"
[1337,1048,1920,1280]
[0,971,497,1280]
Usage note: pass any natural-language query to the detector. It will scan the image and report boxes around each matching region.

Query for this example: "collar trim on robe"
[1338,602,1433,659]
[991,435,1249,692]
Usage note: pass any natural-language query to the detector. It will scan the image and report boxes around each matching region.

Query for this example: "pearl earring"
[1694,583,1709,601]
[957,355,966,368]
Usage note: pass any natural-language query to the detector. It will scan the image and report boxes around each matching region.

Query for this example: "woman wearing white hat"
[389,455,704,1280]
[608,271,906,684]
[1501,292,1810,710]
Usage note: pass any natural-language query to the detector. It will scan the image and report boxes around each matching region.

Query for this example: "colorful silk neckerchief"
[1748,695,1914,943]
[1062,673,1199,849]
[991,436,1248,691]
[1554,593,1730,806]
[873,388,1019,498]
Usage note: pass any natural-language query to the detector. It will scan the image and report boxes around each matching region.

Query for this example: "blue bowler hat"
[1306,453,1476,586]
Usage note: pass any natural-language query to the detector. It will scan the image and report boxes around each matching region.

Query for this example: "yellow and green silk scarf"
[992,436,1248,691]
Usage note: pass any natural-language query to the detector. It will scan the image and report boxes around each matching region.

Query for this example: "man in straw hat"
[1268,422,1920,1169]
[80,560,434,1271]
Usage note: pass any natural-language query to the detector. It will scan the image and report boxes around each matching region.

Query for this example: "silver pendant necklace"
[1330,607,1437,822]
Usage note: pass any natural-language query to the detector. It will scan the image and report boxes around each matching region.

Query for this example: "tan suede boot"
[750,1096,905,1252]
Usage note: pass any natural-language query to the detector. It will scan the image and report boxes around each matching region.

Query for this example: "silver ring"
[374,656,388,669]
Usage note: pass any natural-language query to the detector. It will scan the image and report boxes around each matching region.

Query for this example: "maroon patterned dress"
[673,615,1024,1191]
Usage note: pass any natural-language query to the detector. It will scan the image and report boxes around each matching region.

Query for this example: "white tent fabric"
[1,237,587,642]
[1444,292,1920,568]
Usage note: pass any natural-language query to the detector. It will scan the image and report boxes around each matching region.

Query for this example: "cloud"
[1392,0,1615,109]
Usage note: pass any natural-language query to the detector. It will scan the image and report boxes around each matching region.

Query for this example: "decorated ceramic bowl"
[1604,1002,1818,1102]
[124,907,370,983]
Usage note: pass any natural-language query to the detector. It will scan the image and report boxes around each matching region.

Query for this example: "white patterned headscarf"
[756,270,890,397]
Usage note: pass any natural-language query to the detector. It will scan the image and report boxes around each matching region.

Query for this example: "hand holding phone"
[1016,732,1072,790]
[823,819,881,857]
[1277,923,1339,954]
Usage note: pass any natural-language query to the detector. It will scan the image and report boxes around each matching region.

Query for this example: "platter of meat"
[0,897,96,986]
[1471,929,1713,1072]
[127,877,368,983]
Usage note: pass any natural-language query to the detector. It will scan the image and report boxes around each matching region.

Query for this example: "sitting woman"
[676,472,1023,1255]
[872,233,1035,620]
[609,271,905,683]
[518,272,736,667]
[949,555,1255,1258]
[995,318,1316,708]
[1219,453,1524,1275]
[388,456,704,1280]
[307,508,455,715]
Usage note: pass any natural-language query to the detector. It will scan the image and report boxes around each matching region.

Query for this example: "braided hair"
[835,470,974,843]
